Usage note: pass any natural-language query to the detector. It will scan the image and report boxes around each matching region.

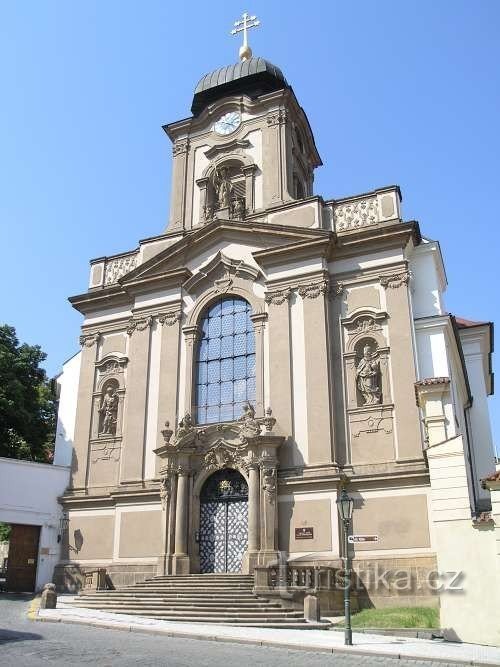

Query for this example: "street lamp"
[336,488,354,645]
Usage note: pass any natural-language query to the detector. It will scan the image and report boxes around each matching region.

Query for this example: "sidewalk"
[35,598,500,666]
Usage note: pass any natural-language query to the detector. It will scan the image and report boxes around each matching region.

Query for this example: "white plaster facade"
[0,457,70,591]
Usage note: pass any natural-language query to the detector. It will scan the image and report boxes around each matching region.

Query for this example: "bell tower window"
[195,297,256,424]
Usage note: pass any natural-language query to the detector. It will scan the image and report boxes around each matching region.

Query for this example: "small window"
[195,297,256,425]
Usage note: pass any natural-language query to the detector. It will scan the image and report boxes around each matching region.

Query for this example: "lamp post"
[336,488,354,646]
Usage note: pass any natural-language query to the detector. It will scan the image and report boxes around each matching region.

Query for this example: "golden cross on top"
[231,11,260,62]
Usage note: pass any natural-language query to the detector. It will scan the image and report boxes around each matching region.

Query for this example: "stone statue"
[99,387,119,435]
[237,401,261,440]
[176,413,194,440]
[356,344,382,405]
[213,167,232,209]
[232,197,245,220]
[203,203,215,221]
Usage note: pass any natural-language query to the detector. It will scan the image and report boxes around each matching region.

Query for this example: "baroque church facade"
[53,49,495,604]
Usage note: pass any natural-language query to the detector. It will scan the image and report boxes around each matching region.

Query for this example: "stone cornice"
[120,267,192,297]
[329,222,421,261]
[70,285,131,316]
[253,236,332,270]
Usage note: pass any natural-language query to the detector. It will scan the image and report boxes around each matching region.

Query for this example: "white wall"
[409,240,446,319]
[427,438,500,646]
[54,351,81,467]
[0,457,70,591]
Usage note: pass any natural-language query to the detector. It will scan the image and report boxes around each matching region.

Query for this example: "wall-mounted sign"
[295,527,314,540]
[348,535,379,543]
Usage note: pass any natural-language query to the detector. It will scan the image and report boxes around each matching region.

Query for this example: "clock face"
[213,111,241,136]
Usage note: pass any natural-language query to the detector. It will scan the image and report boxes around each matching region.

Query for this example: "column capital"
[265,287,292,306]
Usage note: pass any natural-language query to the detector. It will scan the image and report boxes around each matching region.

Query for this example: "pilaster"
[382,271,423,461]
[299,278,334,464]
[120,315,152,483]
[265,288,293,445]
[182,325,201,418]
[155,308,182,476]
[168,139,190,231]
[71,332,100,489]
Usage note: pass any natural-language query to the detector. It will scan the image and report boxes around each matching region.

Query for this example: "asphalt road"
[0,595,457,666]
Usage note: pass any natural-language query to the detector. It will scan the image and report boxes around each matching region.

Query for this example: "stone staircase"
[69,574,331,629]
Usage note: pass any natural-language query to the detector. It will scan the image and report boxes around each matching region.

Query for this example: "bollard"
[40,582,57,609]
[304,594,320,622]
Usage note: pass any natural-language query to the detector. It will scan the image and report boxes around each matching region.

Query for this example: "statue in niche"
[356,344,382,405]
[99,386,119,436]
[212,167,233,209]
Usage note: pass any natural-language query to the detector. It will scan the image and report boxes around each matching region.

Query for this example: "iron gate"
[199,469,248,573]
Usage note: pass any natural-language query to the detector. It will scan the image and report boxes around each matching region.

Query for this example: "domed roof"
[191,57,288,115]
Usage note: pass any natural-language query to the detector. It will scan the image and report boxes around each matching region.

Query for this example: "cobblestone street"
[0,596,476,667]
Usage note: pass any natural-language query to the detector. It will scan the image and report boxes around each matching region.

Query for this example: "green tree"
[0,325,57,462]
[0,523,11,542]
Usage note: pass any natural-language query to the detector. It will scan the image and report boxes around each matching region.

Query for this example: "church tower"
[165,17,321,231]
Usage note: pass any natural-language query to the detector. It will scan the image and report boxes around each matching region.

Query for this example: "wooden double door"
[5,524,40,592]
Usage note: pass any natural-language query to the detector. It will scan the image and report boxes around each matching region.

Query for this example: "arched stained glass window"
[195,297,255,425]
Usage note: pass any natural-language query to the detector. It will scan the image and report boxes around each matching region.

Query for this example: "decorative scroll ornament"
[379,271,411,289]
[203,443,248,472]
[80,331,100,347]
[262,466,277,502]
[266,109,288,127]
[297,280,329,299]
[355,344,382,405]
[158,311,182,327]
[172,138,190,157]
[159,477,171,509]
[126,315,153,336]
[265,288,292,306]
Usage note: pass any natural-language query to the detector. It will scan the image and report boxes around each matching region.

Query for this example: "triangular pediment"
[120,218,330,290]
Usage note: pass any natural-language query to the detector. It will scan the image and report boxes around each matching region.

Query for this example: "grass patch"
[337,606,439,629]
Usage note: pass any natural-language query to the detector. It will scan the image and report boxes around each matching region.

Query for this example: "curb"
[26,596,40,620]
[32,612,499,666]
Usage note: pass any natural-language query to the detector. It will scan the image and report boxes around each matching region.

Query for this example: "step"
[72,600,279,609]
[68,608,304,619]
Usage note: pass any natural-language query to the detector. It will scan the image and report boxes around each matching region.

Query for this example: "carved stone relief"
[90,440,121,463]
[104,253,138,286]
[333,197,380,231]
[80,332,101,347]
[264,288,292,306]
[297,279,329,299]
[158,311,182,327]
[379,271,411,289]
[266,109,288,126]
[172,138,190,156]
[262,467,277,502]
[126,315,153,336]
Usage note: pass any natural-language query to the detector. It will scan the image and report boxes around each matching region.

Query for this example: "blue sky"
[1,1,499,450]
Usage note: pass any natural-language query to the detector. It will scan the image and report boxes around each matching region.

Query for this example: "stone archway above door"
[154,407,284,575]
